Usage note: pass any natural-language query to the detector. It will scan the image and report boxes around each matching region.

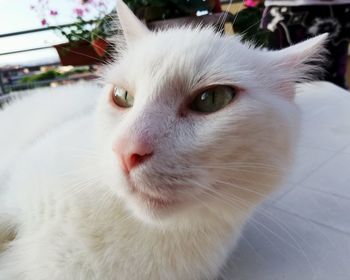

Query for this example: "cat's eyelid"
[192,78,244,92]
[190,84,243,99]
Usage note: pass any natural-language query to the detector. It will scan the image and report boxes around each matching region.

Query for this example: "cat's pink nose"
[114,138,153,173]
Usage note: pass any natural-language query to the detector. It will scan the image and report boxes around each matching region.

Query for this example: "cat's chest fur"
[0,108,241,280]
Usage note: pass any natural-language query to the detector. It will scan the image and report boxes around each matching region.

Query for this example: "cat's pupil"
[190,86,236,113]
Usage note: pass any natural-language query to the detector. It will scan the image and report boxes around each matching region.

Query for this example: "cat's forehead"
[109,27,256,97]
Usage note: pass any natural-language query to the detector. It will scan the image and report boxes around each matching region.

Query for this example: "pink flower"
[73,8,84,17]
[41,18,47,26]
[244,0,263,7]
[50,10,58,16]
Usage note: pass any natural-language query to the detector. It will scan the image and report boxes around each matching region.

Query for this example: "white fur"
[0,1,327,279]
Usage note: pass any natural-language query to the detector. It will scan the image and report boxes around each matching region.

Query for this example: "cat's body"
[0,1,327,279]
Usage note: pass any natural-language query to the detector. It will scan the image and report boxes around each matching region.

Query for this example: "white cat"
[0,1,327,279]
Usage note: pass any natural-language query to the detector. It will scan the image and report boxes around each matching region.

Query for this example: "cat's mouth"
[128,183,178,208]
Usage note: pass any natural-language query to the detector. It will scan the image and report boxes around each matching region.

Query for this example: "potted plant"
[31,0,114,66]
[54,17,101,66]
[90,10,115,57]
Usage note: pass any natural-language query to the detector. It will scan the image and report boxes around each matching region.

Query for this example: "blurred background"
[0,0,349,101]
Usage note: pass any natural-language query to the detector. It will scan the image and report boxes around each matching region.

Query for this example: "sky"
[0,0,115,67]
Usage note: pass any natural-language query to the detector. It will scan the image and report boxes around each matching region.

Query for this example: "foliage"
[90,10,116,41]
[63,66,91,76]
[31,0,114,43]
[20,70,64,84]
[232,5,273,47]
[20,67,92,84]
[124,0,216,21]
[59,17,94,42]
[31,0,215,43]
[31,0,216,42]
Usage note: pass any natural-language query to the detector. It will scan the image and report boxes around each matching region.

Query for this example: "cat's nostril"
[128,153,152,170]
[114,135,154,173]
[117,142,153,174]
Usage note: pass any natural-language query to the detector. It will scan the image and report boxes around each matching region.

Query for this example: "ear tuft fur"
[274,33,329,83]
[265,33,329,98]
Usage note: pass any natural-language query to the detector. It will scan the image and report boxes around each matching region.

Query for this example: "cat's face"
[95,1,326,225]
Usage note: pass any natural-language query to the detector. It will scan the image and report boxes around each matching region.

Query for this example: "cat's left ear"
[270,33,328,97]
[116,0,150,44]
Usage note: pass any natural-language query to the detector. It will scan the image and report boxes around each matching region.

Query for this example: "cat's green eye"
[190,86,237,113]
[112,86,134,108]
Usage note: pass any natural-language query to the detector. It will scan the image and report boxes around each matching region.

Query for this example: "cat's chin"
[127,197,179,225]
[123,183,186,224]
[130,185,178,209]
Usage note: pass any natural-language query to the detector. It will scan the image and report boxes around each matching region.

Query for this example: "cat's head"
[95,0,327,226]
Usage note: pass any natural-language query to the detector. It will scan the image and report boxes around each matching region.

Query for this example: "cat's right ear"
[269,33,328,98]
[116,0,150,44]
